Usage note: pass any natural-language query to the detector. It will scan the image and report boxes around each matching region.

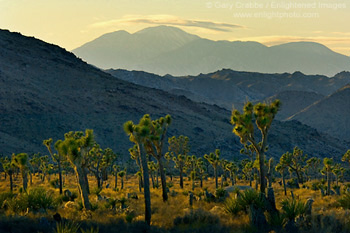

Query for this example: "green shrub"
[7,187,56,214]
[173,208,220,226]
[54,221,80,233]
[281,198,306,221]
[237,189,265,210]
[0,192,15,208]
[224,197,242,216]
[214,188,227,202]
[81,226,99,233]
[338,193,350,209]
[50,179,59,189]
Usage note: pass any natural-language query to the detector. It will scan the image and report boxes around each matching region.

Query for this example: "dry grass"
[0,173,349,232]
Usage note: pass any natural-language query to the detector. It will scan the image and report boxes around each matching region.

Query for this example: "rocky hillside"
[288,84,350,140]
[0,29,347,160]
[106,69,350,119]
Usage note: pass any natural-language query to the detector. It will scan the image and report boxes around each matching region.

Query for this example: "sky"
[0,0,349,55]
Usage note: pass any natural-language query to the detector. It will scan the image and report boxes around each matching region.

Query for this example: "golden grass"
[0,172,349,231]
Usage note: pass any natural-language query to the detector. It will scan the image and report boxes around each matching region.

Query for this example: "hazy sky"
[1,0,349,55]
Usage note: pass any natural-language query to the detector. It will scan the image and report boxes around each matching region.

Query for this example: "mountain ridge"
[73,25,350,76]
[0,29,348,160]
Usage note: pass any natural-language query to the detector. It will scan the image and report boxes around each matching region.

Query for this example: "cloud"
[89,14,243,32]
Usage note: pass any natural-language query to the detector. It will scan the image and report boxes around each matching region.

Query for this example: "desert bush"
[173,208,220,226]
[7,187,56,214]
[215,188,228,202]
[81,226,99,233]
[338,192,350,209]
[224,197,242,216]
[0,192,15,208]
[54,221,80,233]
[50,178,60,189]
[281,198,306,221]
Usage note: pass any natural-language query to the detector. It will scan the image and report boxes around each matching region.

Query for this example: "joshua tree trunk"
[200,176,203,188]
[282,173,287,196]
[180,170,184,189]
[82,167,90,194]
[327,171,331,195]
[121,177,124,189]
[138,144,151,225]
[150,171,155,189]
[258,152,266,193]
[58,160,63,194]
[158,159,168,201]
[9,172,13,192]
[74,165,91,210]
[214,167,218,189]
[114,173,118,190]
[21,170,28,191]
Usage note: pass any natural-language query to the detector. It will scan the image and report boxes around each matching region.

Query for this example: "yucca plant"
[81,226,99,233]
[54,221,80,233]
[224,197,242,216]
[281,198,306,221]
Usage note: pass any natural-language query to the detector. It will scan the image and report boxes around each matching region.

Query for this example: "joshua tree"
[168,135,190,188]
[124,115,152,225]
[172,154,187,189]
[306,157,321,181]
[55,129,95,210]
[322,158,334,195]
[118,170,126,190]
[342,150,350,167]
[275,161,288,196]
[143,114,172,202]
[186,155,198,191]
[43,138,64,194]
[196,157,206,188]
[148,160,158,189]
[204,149,221,188]
[0,156,15,192]
[226,161,239,186]
[112,164,120,190]
[129,145,143,187]
[12,153,30,191]
[279,147,307,186]
[231,100,281,193]
[242,160,253,186]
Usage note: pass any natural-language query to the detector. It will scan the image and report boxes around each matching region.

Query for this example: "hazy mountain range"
[73,25,350,77]
[0,29,347,160]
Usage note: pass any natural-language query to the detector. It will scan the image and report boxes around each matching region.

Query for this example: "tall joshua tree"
[204,149,221,189]
[43,138,64,194]
[231,100,280,193]
[124,115,152,225]
[12,153,30,191]
[322,158,334,195]
[143,114,172,202]
[168,135,190,189]
[56,129,95,210]
[279,147,307,186]
[0,157,15,192]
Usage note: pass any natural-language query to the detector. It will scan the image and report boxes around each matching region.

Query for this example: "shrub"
[281,198,306,221]
[54,221,80,233]
[50,179,59,189]
[224,197,242,216]
[173,208,220,226]
[81,226,99,233]
[0,192,15,209]
[237,189,265,210]
[7,187,56,214]
[214,188,227,202]
[338,193,350,209]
